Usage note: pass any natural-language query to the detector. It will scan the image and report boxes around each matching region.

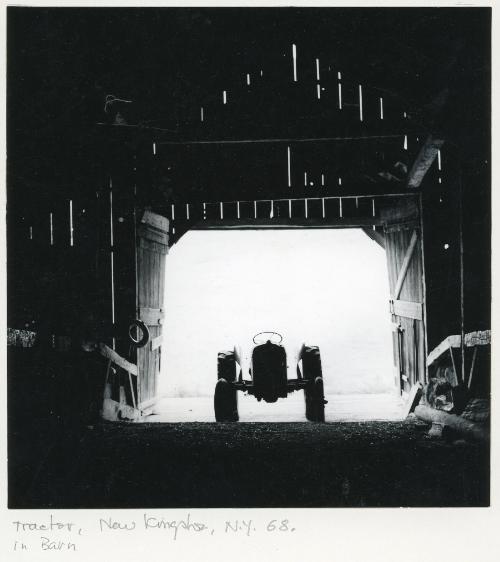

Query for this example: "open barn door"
[384,225,426,395]
[135,211,169,409]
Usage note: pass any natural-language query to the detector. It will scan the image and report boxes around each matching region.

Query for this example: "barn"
[7,7,490,508]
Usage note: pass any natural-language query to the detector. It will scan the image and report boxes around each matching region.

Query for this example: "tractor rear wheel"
[215,350,239,421]
[302,346,322,381]
[214,378,239,422]
[305,377,326,422]
[302,346,326,422]
[217,351,238,382]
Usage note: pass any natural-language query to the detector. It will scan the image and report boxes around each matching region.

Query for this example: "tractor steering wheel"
[253,331,283,345]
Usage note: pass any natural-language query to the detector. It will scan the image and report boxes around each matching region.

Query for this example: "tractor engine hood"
[251,341,288,403]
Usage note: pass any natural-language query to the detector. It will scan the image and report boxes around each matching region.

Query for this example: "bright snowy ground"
[145,393,404,422]
[154,229,400,422]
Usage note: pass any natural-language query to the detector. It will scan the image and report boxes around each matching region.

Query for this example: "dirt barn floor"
[9,418,489,509]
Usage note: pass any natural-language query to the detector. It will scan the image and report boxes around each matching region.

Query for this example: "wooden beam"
[459,167,465,383]
[414,405,488,443]
[464,330,491,347]
[140,210,169,232]
[380,197,419,225]
[403,382,423,418]
[392,299,423,320]
[362,227,386,248]
[192,217,385,230]
[137,224,169,246]
[128,372,137,409]
[150,335,162,351]
[99,343,138,376]
[426,335,462,366]
[448,346,458,385]
[407,136,444,189]
[383,220,419,234]
[139,307,164,326]
[393,230,418,299]
[467,347,478,390]
[426,330,490,369]
[97,122,414,145]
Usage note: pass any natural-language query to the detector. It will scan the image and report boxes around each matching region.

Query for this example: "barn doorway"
[148,228,404,422]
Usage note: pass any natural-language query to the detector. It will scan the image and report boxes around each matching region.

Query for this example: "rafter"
[407,135,444,189]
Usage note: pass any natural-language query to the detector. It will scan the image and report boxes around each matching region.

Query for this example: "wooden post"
[109,178,116,351]
[467,347,478,390]
[402,382,423,418]
[103,359,112,400]
[419,192,429,384]
[407,136,444,189]
[459,165,465,384]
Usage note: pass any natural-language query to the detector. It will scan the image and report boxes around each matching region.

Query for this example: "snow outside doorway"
[150,229,403,422]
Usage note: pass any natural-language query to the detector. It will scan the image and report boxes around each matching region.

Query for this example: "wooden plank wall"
[420,145,462,352]
[136,217,168,405]
[8,189,107,343]
[385,226,426,391]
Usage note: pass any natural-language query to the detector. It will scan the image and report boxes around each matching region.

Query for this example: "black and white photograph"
[5,3,492,518]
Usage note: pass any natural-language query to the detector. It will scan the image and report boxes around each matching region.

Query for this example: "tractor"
[214,332,326,422]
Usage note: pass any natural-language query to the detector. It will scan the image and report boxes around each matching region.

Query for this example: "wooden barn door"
[136,211,169,408]
[384,225,426,395]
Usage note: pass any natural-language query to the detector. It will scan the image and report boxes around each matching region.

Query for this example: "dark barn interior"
[7,7,491,508]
